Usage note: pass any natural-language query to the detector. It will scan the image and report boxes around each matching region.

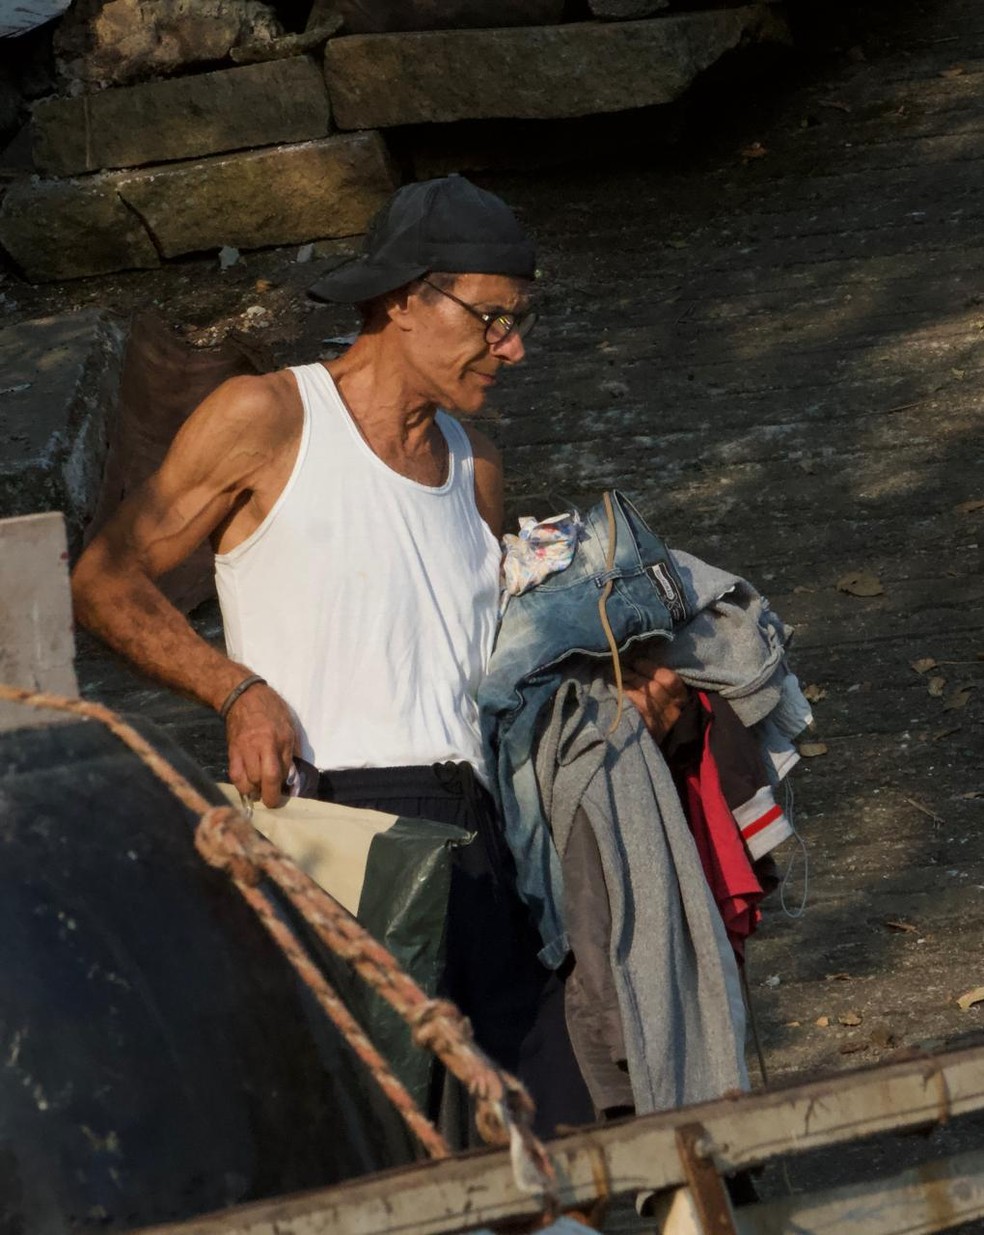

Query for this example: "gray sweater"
[535,668,748,1115]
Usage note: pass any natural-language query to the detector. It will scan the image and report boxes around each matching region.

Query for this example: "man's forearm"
[72,557,248,713]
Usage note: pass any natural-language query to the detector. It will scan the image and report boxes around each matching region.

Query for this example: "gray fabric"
[753,672,814,786]
[536,668,748,1115]
[658,549,792,726]
[563,807,634,1114]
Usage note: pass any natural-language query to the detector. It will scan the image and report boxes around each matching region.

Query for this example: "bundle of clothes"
[479,491,810,1119]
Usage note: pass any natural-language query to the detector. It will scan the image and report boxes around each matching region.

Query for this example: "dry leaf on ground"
[836,570,884,597]
[957,987,984,1010]
[869,1025,896,1049]
[825,972,852,982]
[944,686,975,711]
[954,498,984,514]
[816,1016,830,1028]
[840,1041,869,1055]
[959,790,984,800]
[911,657,938,674]
[930,727,962,742]
[804,683,827,703]
[942,65,967,77]
[838,1011,863,1026]
[928,676,947,698]
[740,141,768,159]
[884,920,918,933]
[798,741,829,758]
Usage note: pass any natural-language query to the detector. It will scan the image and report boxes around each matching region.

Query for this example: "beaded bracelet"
[219,673,267,721]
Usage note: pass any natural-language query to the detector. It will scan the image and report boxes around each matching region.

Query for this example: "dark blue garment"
[478,492,692,968]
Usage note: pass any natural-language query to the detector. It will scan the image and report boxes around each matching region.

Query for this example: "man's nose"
[492,330,526,365]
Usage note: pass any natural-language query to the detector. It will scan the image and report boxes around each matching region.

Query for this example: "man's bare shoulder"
[461,421,503,470]
[187,370,302,450]
[460,421,504,540]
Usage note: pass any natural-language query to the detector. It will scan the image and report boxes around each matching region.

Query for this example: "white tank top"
[214,362,501,776]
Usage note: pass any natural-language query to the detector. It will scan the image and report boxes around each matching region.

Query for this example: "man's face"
[401,273,533,414]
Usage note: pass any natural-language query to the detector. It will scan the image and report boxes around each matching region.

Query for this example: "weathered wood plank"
[132,1045,984,1235]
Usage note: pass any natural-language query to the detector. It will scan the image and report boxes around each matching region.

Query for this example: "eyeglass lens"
[487,308,538,344]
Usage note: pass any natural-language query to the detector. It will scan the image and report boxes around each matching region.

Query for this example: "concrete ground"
[10,0,983,1214]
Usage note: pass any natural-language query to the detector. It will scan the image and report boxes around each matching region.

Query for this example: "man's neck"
[326,332,438,448]
[324,335,448,486]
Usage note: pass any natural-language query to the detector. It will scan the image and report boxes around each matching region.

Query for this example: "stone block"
[0,311,127,557]
[33,57,331,177]
[0,174,160,282]
[230,18,344,65]
[115,132,397,258]
[54,0,283,88]
[332,0,564,34]
[325,6,776,128]
[588,0,668,18]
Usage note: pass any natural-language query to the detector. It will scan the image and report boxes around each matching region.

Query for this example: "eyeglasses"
[420,278,538,345]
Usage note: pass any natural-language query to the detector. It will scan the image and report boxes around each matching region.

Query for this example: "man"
[72,175,685,1131]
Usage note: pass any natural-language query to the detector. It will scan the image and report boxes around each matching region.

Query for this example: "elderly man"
[72,175,684,1134]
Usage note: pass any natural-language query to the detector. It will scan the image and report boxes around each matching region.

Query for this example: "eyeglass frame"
[419,277,537,345]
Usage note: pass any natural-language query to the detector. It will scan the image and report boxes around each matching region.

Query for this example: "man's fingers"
[620,658,689,742]
[626,660,687,696]
[259,746,286,809]
[281,738,296,779]
[227,747,258,801]
[224,684,298,806]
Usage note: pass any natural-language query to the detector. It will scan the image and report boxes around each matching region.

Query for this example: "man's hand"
[225,683,297,808]
[623,660,688,744]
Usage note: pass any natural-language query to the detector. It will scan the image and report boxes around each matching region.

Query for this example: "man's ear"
[386,285,416,332]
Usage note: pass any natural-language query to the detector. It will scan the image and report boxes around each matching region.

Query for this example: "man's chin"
[443,387,488,415]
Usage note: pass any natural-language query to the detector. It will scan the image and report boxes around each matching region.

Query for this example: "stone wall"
[0,0,789,282]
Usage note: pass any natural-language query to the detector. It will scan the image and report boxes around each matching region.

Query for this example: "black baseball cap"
[308,174,536,304]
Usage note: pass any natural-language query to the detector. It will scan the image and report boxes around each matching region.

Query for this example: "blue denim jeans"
[478,492,692,968]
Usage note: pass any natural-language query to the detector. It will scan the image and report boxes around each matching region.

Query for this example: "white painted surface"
[0,512,78,701]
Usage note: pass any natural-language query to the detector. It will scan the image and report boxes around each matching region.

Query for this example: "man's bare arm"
[72,373,300,805]
[463,423,504,540]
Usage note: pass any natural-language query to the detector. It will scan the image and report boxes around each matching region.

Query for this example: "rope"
[598,491,625,736]
[739,963,769,1090]
[778,778,810,920]
[0,684,555,1192]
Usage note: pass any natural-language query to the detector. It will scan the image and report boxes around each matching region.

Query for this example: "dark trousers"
[315,761,594,1140]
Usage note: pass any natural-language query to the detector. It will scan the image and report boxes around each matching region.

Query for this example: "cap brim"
[307,256,429,304]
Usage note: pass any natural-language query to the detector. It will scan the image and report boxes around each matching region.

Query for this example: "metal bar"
[675,1123,737,1235]
[131,1044,984,1235]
